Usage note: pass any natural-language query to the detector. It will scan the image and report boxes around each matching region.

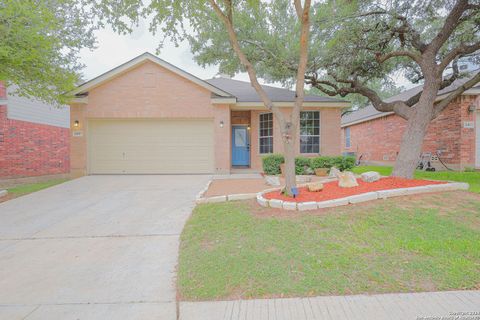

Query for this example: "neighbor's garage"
[88,119,214,174]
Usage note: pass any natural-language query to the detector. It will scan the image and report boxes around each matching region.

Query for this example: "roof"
[70,52,233,97]
[206,77,345,103]
[341,72,480,127]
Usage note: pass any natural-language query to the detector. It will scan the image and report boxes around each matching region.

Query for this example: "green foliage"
[262,154,284,175]
[0,0,97,104]
[7,179,68,196]
[262,154,356,175]
[295,157,311,175]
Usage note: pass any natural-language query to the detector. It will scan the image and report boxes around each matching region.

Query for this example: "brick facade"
[0,82,70,180]
[342,95,479,170]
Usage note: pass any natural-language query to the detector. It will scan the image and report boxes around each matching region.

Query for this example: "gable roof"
[70,52,233,97]
[206,77,345,103]
[341,72,480,127]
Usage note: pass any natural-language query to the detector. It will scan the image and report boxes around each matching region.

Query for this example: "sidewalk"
[180,290,480,320]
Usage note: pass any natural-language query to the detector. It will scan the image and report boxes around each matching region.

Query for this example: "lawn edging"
[256,181,469,211]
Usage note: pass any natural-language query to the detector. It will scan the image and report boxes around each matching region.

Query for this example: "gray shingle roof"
[341,73,480,126]
[206,77,345,103]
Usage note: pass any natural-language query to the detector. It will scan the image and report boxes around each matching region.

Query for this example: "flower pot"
[314,168,329,177]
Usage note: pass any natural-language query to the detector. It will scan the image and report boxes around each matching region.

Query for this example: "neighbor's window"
[299,111,320,153]
[259,113,273,154]
[345,127,351,148]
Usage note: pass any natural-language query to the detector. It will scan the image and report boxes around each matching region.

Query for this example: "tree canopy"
[0,0,97,104]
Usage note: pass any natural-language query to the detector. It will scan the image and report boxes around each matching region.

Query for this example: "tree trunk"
[392,95,436,178]
[282,135,296,196]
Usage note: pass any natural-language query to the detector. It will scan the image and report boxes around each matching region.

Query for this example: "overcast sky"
[78,19,413,90]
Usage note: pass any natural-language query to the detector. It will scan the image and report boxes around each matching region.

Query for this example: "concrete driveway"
[0,175,210,320]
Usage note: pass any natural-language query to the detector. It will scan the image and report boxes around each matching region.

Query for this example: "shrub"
[310,156,334,169]
[262,154,284,175]
[262,154,356,175]
[295,157,311,175]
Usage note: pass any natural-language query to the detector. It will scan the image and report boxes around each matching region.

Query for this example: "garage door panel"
[89,119,214,174]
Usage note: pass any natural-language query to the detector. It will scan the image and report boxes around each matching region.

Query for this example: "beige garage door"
[88,119,214,174]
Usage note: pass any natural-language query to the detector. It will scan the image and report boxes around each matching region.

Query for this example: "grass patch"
[178,192,480,300]
[7,179,68,197]
[352,165,480,194]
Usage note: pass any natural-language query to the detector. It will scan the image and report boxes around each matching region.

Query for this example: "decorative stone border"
[0,190,7,198]
[256,182,470,211]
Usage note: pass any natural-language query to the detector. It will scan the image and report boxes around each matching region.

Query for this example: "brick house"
[0,82,70,186]
[69,52,346,176]
[341,78,480,170]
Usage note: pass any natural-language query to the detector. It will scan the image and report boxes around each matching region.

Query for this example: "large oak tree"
[307,0,480,178]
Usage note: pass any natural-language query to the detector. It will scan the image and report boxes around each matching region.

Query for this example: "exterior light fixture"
[219,121,224,128]
[74,120,79,127]
[247,125,251,130]
[468,104,476,113]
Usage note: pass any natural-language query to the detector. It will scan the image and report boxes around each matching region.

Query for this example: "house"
[0,82,70,186]
[68,52,347,176]
[341,76,480,170]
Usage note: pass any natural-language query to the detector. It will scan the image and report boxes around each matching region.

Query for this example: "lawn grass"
[352,165,480,194]
[178,192,480,300]
[6,179,68,197]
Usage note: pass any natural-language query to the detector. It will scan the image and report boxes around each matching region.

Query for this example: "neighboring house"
[341,76,480,170]
[68,52,347,176]
[0,82,70,184]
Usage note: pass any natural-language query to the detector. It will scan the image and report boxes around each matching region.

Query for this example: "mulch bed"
[263,177,447,203]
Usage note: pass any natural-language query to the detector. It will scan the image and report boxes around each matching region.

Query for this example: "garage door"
[88,119,214,174]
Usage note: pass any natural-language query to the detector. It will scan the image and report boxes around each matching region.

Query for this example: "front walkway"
[180,290,480,320]
[0,175,210,320]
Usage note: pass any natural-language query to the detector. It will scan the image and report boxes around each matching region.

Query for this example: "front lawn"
[178,192,480,300]
[352,166,480,194]
[1,179,68,202]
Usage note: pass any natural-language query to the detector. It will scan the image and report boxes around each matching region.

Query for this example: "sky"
[78,18,413,90]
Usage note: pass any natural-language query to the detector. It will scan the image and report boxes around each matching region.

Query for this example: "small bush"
[464,167,477,172]
[295,157,311,175]
[262,154,356,175]
[262,154,284,175]
[310,156,334,169]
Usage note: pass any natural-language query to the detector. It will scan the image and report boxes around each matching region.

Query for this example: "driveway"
[0,175,210,320]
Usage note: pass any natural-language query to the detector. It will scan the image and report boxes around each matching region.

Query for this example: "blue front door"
[232,126,250,166]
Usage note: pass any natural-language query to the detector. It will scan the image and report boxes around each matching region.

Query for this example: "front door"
[232,126,250,166]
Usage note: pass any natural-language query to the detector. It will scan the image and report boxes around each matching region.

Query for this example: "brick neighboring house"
[341,76,480,171]
[0,82,70,186]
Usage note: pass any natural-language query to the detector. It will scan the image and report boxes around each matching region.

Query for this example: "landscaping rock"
[256,194,269,207]
[307,182,324,192]
[329,167,341,178]
[269,199,284,209]
[204,195,227,203]
[338,171,359,188]
[317,198,350,208]
[347,192,378,204]
[0,190,7,198]
[360,171,381,183]
[265,176,281,186]
[297,201,318,211]
[228,193,256,201]
[282,201,297,210]
[296,175,312,183]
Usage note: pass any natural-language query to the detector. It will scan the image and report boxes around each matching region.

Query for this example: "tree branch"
[376,50,422,64]
[433,71,480,118]
[438,41,480,71]
[428,0,470,54]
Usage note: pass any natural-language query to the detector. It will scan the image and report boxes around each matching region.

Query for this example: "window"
[300,111,320,153]
[345,127,351,148]
[259,113,273,154]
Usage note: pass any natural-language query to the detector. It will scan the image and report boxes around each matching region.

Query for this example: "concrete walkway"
[0,175,211,320]
[180,290,480,320]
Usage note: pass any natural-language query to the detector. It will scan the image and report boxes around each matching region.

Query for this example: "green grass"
[352,165,480,194]
[7,179,68,197]
[178,192,480,300]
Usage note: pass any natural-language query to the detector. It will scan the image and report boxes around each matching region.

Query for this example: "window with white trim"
[299,111,320,153]
[345,127,351,148]
[259,113,273,154]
